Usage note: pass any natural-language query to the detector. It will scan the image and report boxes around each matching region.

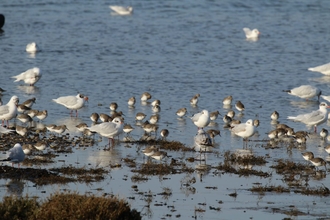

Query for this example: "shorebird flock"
[2,28,330,171]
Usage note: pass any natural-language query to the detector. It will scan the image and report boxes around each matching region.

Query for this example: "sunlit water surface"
[1,0,330,219]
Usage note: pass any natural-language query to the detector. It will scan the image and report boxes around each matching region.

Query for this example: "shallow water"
[1,0,330,219]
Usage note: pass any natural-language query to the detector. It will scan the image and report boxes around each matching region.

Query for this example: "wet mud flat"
[0,131,330,218]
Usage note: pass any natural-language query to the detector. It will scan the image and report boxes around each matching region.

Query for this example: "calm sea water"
[1,0,330,219]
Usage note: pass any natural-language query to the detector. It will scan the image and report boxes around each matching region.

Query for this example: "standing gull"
[308,62,330,75]
[109,6,133,15]
[0,143,25,168]
[287,102,329,132]
[230,119,255,141]
[0,95,19,126]
[87,117,124,147]
[53,93,88,117]
[12,67,41,86]
[283,85,321,101]
[190,110,210,129]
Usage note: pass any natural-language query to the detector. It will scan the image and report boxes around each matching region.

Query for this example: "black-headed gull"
[190,109,210,129]
[0,126,14,134]
[26,42,38,53]
[109,5,133,15]
[0,95,19,126]
[87,117,124,147]
[243,27,260,40]
[12,67,41,86]
[52,93,88,117]
[0,143,25,168]
[283,85,321,101]
[230,119,255,141]
[308,62,330,75]
[287,102,329,132]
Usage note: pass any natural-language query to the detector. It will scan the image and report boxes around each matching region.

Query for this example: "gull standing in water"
[230,119,255,142]
[0,95,19,127]
[308,62,330,75]
[0,143,25,168]
[87,117,124,148]
[283,85,321,101]
[190,109,210,130]
[287,102,329,132]
[109,6,133,15]
[52,93,88,117]
[243,28,260,40]
[12,67,41,86]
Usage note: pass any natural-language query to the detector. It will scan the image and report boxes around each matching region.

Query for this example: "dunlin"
[320,128,328,140]
[227,110,235,119]
[190,94,200,105]
[152,104,161,113]
[151,99,161,107]
[301,151,314,162]
[27,109,39,118]
[143,145,158,157]
[151,151,167,161]
[123,124,134,136]
[128,96,136,106]
[160,129,169,140]
[17,104,31,113]
[110,102,118,111]
[53,125,69,135]
[36,110,47,121]
[22,97,36,108]
[271,111,279,121]
[34,141,48,151]
[176,108,187,118]
[235,101,245,112]
[222,95,233,105]
[99,113,112,122]
[149,114,160,124]
[141,92,152,101]
[15,125,28,136]
[135,112,146,121]
[76,123,88,132]
[90,112,99,123]
[210,111,221,121]
[16,114,33,124]
[309,157,327,171]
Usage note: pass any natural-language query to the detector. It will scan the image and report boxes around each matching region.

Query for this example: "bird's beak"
[84,96,89,102]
